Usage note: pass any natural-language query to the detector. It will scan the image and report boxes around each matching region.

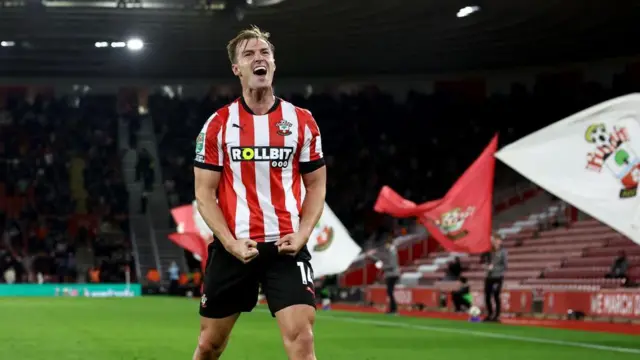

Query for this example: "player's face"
[232,38,276,90]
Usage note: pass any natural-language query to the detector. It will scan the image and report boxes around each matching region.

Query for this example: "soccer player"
[192,26,326,360]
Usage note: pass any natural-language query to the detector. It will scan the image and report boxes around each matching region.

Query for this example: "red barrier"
[340,262,382,287]
[366,286,440,308]
[365,286,533,313]
[544,289,640,319]
[462,289,533,314]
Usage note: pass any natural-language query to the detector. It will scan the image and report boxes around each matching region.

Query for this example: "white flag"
[495,93,640,245]
[191,198,361,277]
[307,203,362,278]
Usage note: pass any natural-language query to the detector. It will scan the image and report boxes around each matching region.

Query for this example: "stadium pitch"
[1,297,639,359]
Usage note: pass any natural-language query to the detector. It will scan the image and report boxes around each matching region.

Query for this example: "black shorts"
[199,240,316,319]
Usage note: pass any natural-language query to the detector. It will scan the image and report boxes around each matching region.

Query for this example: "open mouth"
[253,66,267,76]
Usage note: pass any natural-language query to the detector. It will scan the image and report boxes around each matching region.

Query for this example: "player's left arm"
[298,165,326,241]
[297,112,326,241]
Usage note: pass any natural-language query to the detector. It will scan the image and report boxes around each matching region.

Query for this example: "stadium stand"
[355,204,640,287]
[1,51,638,319]
[0,91,134,284]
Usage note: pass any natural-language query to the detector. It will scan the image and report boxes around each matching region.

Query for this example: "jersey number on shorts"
[297,262,314,285]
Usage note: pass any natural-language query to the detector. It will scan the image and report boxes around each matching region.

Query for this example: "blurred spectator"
[136,148,154,213]
[366,237,400,314]
[445,257,464,281]
[451,276,472,312]
[168,260,180,295]
[484,235,507,322]
[0,91,132,284]
[606,250,629,281]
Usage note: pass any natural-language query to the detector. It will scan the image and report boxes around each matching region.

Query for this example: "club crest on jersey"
[276,120,293,136]
[230,146,294,168]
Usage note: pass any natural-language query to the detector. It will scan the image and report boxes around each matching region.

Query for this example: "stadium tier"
[347,201,640,319]
[345,207,640,284]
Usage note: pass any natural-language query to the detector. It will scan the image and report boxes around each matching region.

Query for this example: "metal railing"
[146,211,163,279]
[129,228,143,282]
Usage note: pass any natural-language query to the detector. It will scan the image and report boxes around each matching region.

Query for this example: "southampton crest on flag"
[433,206,475,240]
[312,222,334,252]
[585,122,640,198]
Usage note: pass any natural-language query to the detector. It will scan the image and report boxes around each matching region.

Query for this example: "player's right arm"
[194,168,257,263]
[194,112,258,263]
[194,168,235,247]
[193,112,235,247]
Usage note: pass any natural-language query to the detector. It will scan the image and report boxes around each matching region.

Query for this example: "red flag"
[170,204,197,234]
[170,204,210,272]
[168,232,209,272]
[374,186,442,217]
[420,135,498,253]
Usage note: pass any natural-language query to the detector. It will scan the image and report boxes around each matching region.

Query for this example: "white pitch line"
[316,314,640,354]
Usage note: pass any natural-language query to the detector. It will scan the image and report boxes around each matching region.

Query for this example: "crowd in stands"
[1,65,639,285]
[0,92,134,284]
[149,66,640,247]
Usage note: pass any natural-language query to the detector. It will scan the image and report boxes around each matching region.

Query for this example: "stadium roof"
[0,0,639,79]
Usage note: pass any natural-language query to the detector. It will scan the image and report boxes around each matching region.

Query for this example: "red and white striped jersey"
[194,97,324,243]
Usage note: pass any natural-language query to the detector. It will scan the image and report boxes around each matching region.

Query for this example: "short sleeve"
[297,109,325,174]
[194,112,225,172]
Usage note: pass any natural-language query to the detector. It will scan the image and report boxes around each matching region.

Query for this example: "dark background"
[1,0,639,78]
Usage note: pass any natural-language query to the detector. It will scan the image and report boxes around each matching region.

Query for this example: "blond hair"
[226,25,275,64]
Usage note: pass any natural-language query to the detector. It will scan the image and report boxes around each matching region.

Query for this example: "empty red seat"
[509,252,582,262]
[570,219,605,228]
[584,246,640,257]
[505,270,542,279]
[413,258,432,266]
[508,241,604,255]
[508,261,561,270]
[523,277,624,288]
[420,271,445,280]
[540,226,613,237]
[504,236,614,248]
[564,255,640,268]
[543,266,609,279]
[400,265,418,273]
[465,260,560,271]
[460,270,540,280]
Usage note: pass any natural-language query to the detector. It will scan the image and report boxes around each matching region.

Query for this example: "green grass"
[0,297,638,359]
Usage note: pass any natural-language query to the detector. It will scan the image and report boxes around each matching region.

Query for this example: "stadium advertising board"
[0,284,142,297]
[544,289,640,319]
[366,286,440,308]
[366,286,640,319]
[365,286,533,314]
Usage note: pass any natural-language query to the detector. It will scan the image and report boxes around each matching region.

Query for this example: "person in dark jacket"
[484,234,507,322]
[368,237,400,314]
[451,276,472,312]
